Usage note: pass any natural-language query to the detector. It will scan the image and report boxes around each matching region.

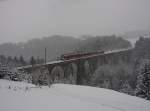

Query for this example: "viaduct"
[17,48,133,85]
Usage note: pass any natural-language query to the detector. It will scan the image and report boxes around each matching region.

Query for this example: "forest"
[0,35,150,100]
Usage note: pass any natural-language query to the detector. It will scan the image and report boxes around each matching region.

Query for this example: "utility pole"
[45,47,47,65]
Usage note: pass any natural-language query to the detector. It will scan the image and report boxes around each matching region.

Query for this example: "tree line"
[0,55,44,67]
[0,35,132,61]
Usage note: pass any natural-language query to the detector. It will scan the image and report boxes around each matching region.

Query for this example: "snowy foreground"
[0,80,150,111]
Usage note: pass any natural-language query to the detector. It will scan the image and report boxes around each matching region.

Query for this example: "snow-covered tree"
[135,60,150,100]
[19,55,26,66]
[120,81,133,95]
[30,56,36,65]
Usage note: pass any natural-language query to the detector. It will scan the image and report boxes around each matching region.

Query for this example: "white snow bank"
[0,80,150,111]
[0,79,35,91]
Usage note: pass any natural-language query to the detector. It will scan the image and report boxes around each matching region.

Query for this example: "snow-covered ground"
[0,80,150,111]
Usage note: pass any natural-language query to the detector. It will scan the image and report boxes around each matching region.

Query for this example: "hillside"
[0,35,80,61]
[0,35,131,62]
[0,80,149,111]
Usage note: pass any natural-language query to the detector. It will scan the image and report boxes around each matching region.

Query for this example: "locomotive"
[60,50,104,60]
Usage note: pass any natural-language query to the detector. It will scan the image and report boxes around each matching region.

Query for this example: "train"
[60,50,104,60]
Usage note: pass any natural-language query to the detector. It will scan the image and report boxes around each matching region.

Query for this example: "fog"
[0,0,150,43]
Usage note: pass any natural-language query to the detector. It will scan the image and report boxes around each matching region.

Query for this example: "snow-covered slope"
[0,80,150,111]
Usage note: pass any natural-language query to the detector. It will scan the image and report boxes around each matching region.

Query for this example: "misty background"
[0,0,150,44]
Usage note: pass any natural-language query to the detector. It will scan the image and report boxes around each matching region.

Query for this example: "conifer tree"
[30,56,36,66]
[135,60,150,100]
[120,81,133,95]
[19,55,26,66]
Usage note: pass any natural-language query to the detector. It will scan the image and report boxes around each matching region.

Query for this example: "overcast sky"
[0,0,150,43]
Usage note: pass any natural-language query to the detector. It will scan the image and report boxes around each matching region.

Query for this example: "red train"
[60,50,104,60]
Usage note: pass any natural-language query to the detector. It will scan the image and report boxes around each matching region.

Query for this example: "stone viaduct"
[17,48,133,85]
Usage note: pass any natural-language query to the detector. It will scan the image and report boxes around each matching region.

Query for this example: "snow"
[104,48,133,54]
[0,80,150,111]
[46,60,64,65]
[126,37,139,46]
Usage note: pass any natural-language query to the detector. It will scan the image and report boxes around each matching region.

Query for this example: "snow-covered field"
[0,80,150,111]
